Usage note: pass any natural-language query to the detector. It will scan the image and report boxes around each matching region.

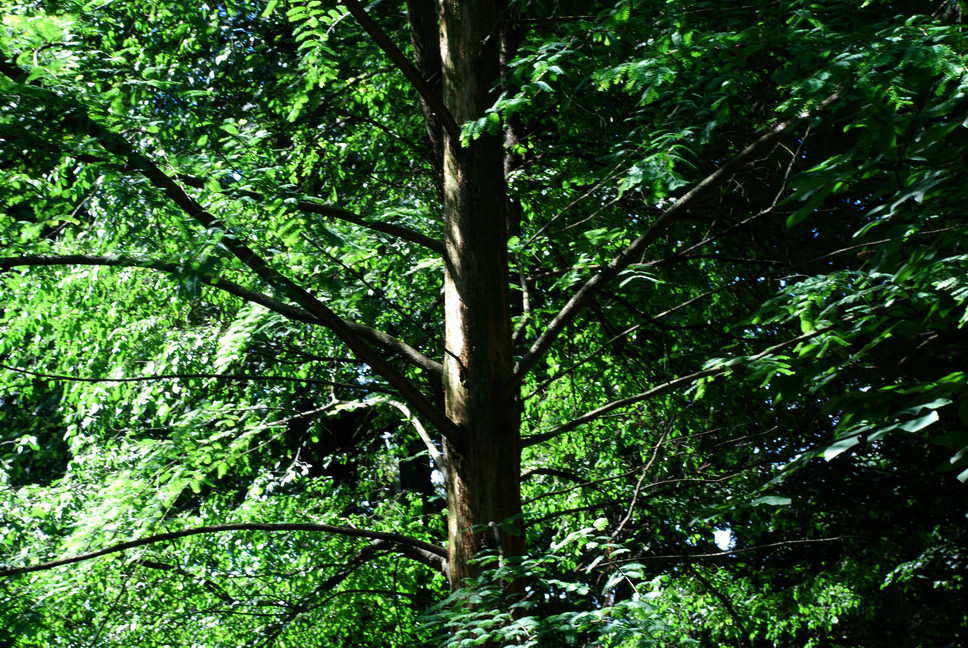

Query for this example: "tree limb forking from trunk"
[509,90,842,394]
[338,0,460,141]
[0,254,443,381]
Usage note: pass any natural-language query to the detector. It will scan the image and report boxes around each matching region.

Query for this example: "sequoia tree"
[2,0,967,646]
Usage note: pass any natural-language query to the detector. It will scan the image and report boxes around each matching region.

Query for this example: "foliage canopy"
[2,0,967,646]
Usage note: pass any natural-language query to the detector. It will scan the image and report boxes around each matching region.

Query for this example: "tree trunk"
[438,0,524,590]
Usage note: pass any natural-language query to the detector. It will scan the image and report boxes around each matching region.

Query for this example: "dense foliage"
[2,0,966,646]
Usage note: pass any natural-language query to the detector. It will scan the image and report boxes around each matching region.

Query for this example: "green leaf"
[752,496,792,507]
[898,411,940,433]
[823,436,860,461]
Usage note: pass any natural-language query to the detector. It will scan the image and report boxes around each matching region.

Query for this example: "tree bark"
[438,0,525,590]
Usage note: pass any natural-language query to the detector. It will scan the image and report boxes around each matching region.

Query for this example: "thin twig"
[612,430,667,539]
[634,536,851,561]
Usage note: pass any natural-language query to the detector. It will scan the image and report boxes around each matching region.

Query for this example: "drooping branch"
[523,330,821,447]
[177,175,444,255]
[636,536,853,562]
[510,91,842,393]
[1,118,442,254]
[339,0,460,141]
[0,254,443,381]
[0,522,447,579]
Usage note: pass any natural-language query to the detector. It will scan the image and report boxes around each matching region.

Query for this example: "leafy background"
[2,0,967,646]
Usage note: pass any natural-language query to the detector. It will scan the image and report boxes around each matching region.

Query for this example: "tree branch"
[0,254,443,381]
[523,367,722,447]
[521,468,607,506]
[509,91,841,394]
[3,110,443,253]
[0,523,447,579]
[0,362,395,393]
[177,176,444,255]
[339,0,460,141]
[523,287,722,401]
[635,536,853,562]
[523,330,821,447]
[0,60,458,440]
[370,538,448,577]
[404,0,445,188]
[384,398,445,472]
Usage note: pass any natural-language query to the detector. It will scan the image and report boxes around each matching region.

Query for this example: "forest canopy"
[1,0,967,646]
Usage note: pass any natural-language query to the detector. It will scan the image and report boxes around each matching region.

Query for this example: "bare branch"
[0,254,443,381]
[511,265,532,346]
[520,466,589,485]
[370,538,448,576]
[612,430,666,539]
[523,367,721,447]
[521,468,607,506]
[509,91,841,393]
[345,321,443,380]
[523,287,722,401]
[0,523,447,579]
